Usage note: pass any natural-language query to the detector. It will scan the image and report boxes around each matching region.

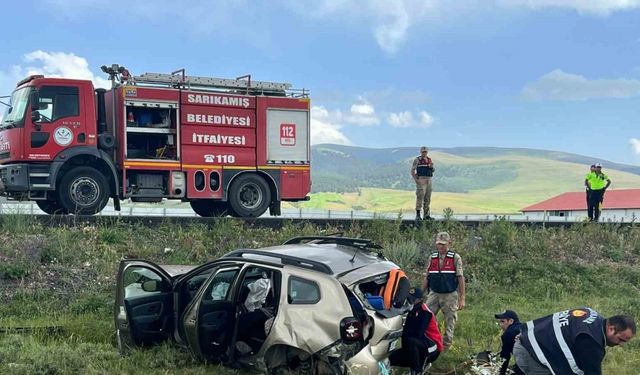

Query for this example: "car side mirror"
[141,280,161,293]
[29,90,40,111]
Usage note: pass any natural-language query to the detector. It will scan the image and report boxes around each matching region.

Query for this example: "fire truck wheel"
[57,167,111,215]
[229,174,271,217]
[190,200,231,217]
[35,199,69,215]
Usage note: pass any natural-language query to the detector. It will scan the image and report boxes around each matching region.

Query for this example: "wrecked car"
[114,236,412,374]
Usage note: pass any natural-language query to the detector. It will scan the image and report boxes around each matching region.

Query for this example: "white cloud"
[419,111,434,126]
[310,105,352,145]
[0,50,120,122]
[2,50,110,90]
[369,1,413,55]
[522,69,640,101]
[387,110,434,128]
[43,0,435,54]
[288,0,437,54]
[350,102,374,116]
[498,0,640,16]
[301,0,640,53]
[388,111,414,128]
[345,98,380,126]
[631,138,640,155]
[40,0,640,56]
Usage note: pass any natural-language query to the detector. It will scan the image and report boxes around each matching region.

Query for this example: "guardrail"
[0,202,636,223]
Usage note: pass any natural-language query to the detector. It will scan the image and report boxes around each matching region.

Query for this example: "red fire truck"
[0,64,311,217]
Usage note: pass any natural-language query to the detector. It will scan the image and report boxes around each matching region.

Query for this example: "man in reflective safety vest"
[584,164,596,207]
[585,163,611,222]
[389,287,442,375]
[411,146,435,221]
[513,307,635,374]
[422,231,465,350]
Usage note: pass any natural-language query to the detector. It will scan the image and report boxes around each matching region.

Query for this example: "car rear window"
[288,276,320,304]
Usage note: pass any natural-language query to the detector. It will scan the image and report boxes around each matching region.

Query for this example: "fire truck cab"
[0,64,311,217]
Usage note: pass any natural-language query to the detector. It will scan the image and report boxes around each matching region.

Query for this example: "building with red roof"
[521,189,640,222]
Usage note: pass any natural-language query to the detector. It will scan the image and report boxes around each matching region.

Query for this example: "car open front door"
[115,260,175,354]
[182,265,242,362]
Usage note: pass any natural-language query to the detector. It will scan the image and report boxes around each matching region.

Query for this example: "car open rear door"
[182,265,242,362]
[114,259,175,354]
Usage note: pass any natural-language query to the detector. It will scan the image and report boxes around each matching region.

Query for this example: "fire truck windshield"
[1,87,30,129]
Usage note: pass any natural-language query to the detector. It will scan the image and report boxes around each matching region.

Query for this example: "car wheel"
[57,167,110,215]
[228,174,271,217]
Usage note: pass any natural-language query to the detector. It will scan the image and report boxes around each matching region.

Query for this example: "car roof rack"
[223,249,333,275]
[283,236,384,251]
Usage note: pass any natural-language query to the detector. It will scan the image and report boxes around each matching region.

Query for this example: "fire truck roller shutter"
[227,173,272,217]
[266,109,309,163]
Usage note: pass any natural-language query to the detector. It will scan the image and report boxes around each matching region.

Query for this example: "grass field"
[294,153,640,214]
[1,217,640,374]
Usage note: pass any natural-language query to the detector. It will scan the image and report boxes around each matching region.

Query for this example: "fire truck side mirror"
[31,110,41,122]
[29,89,40,111]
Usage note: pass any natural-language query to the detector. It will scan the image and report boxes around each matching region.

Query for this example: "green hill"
[297,145,640,214]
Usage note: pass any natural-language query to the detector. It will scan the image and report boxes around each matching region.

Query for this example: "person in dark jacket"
[390,287,443,375]
[495,310,523,375]
[513,307,635,375]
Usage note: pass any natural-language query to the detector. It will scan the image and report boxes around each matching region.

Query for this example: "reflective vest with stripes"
[416,157,434,177]
[520,307,605,375]
[427,251,458,293]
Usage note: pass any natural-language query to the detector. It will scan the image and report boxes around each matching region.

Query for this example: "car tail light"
[340,317,362,342]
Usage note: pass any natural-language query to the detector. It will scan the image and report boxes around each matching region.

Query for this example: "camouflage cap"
[435,231,451,244]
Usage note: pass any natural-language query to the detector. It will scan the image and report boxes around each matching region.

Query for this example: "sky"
[1,0,640,165]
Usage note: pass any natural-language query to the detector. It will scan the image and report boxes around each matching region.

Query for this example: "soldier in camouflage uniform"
[411,146,435,221]
[422,232,466,351]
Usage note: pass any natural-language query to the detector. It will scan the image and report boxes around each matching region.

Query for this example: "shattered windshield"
[1,87,30,129]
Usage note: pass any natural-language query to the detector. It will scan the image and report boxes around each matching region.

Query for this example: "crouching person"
[494,310,523,375]
[390,287,443,375]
